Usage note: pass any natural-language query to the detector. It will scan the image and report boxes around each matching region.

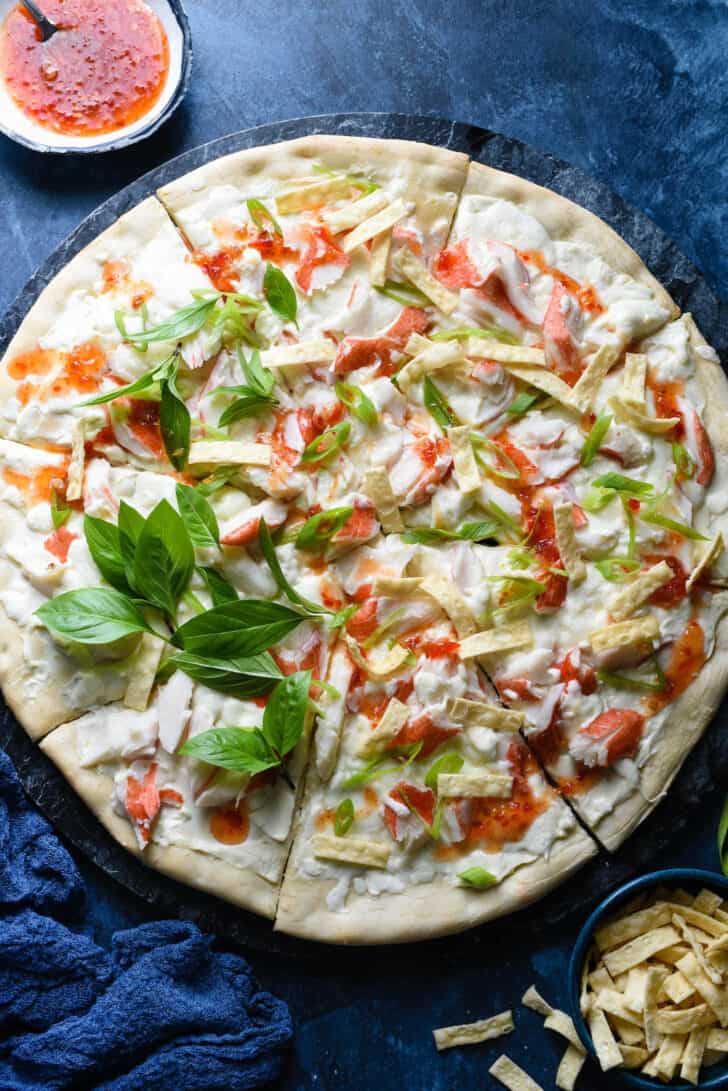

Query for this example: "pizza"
[1,134,726,943]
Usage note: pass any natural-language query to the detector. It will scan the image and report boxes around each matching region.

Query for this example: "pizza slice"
[275,536,596,943]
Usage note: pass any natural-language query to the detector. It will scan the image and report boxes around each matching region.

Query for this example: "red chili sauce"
[0,0,169,136]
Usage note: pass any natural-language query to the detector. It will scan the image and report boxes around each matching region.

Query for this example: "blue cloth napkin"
[0,749,293,1090]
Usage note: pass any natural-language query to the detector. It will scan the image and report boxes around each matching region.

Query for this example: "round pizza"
[1,135,726,944]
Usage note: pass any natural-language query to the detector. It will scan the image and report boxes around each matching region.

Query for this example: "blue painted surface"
[1,2,727,1087]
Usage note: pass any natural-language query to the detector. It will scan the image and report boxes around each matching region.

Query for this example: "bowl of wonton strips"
[569,870,728,1088]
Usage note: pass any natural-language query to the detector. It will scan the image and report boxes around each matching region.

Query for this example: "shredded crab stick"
[295,223,350,293]
[123,764,182,848]
[542,282,583,384]
[220,500,287,546]
[333,307,430,376]
[570,709,646,768]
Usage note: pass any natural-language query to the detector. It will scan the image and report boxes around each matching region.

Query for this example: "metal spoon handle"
[19,0,57,41]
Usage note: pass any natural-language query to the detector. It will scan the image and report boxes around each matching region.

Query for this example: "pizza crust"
[39,719,279,918]
[275,822,596,944]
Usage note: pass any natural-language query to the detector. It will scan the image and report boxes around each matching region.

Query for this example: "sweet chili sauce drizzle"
[0,0,169,137]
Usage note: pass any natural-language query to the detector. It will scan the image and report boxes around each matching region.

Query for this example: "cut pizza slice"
[0,196,223,457]
[275,537,596,943]
[467,315,728,849]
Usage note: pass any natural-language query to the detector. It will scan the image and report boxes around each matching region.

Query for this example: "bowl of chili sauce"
[0,0,191,153]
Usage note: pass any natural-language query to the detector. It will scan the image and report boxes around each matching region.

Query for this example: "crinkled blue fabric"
[0,749,292,1090]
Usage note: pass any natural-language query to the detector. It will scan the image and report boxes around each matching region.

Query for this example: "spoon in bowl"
[19,0,57,42]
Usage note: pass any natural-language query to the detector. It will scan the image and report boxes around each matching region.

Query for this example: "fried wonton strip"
[654,1005,714,1034]
[489,1055,544,1091]
[432,1011,514,1051]
[369,230,391,287]
[491,362,576,407]
[312,834,390,868]
[620,353,648,410]
[681,1027,709,1086]
[619,1045,648,1069]
[661,903,728,938]
[662,970,696,1005]
[694,889,725,916]
[643,965,665,1053]
[458,621,533,660]
[610,1015,645,1046]
[676,953,728,1026]
[706,1028,728,1051]
[354,640,412,680]
[437,771,513,799]
[420,574,477,637]
[446,698,524,731]
[687,533,725,591]
[555,1045,585,1091]
[356,698,410,758]
[622,967,648,1013]
[394,247,459,314]
[672,912,724,985]
[187,441,271,467]
[521,985,553,1017]
[553,503,586,583]
[654,1034,687,1081]
[543,1011,584,1051]
[589,614,660,654]
[608,561,673,621]
[261,340,337,367]
[275,175,353,213]
[123,633,165,712]
[322,189,390,234]
[396,340,464,390]
[371,576,421,595]
[588,1007,622,1071]
[66,418,85,501]
[447,425,481,495]
[466,341,547,367]
[593,989,642,1027]
[341,199,408,254]
[362,467,404,533]
[609,395,680,434]
[602,925,681,977]
[568,345,619,412]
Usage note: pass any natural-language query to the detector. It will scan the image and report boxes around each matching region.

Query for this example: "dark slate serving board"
[2,112,727,963]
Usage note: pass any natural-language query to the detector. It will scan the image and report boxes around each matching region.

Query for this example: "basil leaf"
[117,501,145,587]
[424,751,464,790]
[718,795,728,875]
[117,295,218,349]
[299,421,351,465]
[242,347,275,397]
[374,280,430,308]
[175,484,219,549]
[174,597,305,657]
[430,326,519,346]
[334,798,355,837]
[50,486,71,529]
[295,506,353,552]
[258,518,328,616]
[458,867,498,889]
[36,588,149,645]
[423,376,457,430]
[166,650,281,698]
[246,198,282,237]
[219,393,275,427]
[262,670,311,758]
[160,369,190,471]
[132,500,194,617]
[179,726,279,774]
[263,263,298,326]
[79,367,158,407]
[591,472,654,499]
[506,391,542,417]
[580,413,613,467]
[335,381,378,427]
[197,565,239,606]
[84,515,133,595]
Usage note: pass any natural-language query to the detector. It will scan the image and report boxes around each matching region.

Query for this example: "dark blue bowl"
[568,869,728,1089]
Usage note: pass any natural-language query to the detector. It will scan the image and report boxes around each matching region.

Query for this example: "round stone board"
[1,112,727,962]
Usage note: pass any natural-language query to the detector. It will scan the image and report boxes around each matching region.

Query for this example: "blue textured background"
[1,2,727,1087]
